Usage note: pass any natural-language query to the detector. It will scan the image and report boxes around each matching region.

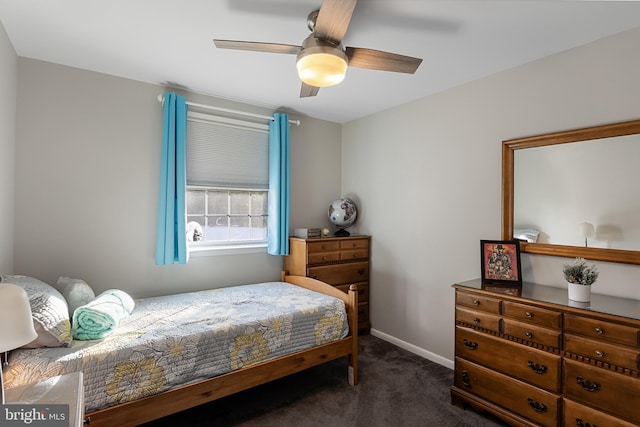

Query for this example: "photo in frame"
[480,240,522,286]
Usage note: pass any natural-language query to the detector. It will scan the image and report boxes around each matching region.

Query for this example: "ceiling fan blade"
[314,0,357,45]
[300,83,320,98]
[214,39,301,55]
[345,47,423,74]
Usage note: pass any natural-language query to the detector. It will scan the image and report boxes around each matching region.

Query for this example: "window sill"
[188,243,267,257]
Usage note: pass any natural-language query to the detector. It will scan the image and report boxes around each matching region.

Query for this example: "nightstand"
[5,372,84,427]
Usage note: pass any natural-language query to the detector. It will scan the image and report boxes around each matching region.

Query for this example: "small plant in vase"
[562,257,599,302]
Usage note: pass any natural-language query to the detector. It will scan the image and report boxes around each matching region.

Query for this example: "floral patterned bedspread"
[4,282,348,412]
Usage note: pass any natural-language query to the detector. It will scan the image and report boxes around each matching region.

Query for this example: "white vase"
[567,282,591,302]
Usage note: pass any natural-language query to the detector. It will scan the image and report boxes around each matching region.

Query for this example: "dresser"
[284,235,371,333]
[451,279,640,427]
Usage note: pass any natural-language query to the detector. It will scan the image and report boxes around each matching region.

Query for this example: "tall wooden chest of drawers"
[451,279,640,427]
[284,235,371,334]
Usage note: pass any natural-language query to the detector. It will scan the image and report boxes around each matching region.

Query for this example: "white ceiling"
[2,1,640,123]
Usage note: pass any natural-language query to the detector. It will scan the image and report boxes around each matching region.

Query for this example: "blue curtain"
[267,113,290,255]
[155,92,188,265]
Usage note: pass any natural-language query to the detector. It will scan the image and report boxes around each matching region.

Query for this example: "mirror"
[502,118,640,265]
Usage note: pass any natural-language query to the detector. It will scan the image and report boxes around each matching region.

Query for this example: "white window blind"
[186,112,269,189]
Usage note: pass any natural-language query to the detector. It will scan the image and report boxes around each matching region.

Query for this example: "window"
[185,111,269,250]
[186,188,267,243]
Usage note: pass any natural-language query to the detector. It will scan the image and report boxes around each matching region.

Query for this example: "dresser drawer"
[308,261,369,285]
[564,333,640,371]
[308,251,340,264]
[455,307,501,333]
[455,292,501,314]
[565,313,640,348]
[503,319,561,349]
[455,357,560,426]
[564,358,640,423]
[339,239,369,251]
[503,301,561,329]
[306,240,340,254]
[340,249,369,261]
[563,398,638,427]
[357,302,369,323]
[455,326,561,392]
[336,282,369,302]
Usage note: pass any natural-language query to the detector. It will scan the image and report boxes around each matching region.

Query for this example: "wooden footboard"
[282,272,359,386]
[84,274,358,427]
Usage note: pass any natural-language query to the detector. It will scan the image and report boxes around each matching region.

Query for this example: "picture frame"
[480,240,522,286]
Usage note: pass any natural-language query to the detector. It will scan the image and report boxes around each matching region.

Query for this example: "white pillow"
[58,277,96,318]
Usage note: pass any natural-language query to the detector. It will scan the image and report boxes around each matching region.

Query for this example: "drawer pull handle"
[594,350,604,358]
[473,318,480,324]
[576,376,600,392]
[527,398,547,413]
[461,370,471,388]
[463,338,478,350]
[525,311,533,318]
[472,300,480,305]
[575,419,598,427]
[595,327,604,334]
[525,332,533,339]
[527,360,548,374]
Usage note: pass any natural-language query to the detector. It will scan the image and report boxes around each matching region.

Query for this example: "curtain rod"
[157,94,300,126]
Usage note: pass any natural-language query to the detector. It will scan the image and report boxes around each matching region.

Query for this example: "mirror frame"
[502,118,640,265]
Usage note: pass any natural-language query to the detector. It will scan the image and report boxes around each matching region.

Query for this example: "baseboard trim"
[370,328,454,370]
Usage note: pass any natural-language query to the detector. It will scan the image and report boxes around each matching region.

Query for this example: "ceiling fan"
[213,0,423,98]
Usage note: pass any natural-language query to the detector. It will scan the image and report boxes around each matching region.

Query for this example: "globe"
[328,198,358,236]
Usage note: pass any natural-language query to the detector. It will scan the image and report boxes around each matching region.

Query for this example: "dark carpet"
[142,335,507,426]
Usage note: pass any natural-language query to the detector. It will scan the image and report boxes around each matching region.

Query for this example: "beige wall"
[288,116,343,233]
[0,20,17,273]
[13,58,341,298]
[342,27,640,365]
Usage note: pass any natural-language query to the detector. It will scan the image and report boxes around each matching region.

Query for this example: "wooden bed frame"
[83,272,358,426]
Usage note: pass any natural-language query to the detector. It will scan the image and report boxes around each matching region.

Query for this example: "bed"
[2,272,358,426]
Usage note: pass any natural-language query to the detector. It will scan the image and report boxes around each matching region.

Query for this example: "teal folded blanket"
[72,289,135,340]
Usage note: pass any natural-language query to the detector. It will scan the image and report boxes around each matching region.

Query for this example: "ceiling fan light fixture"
[296,36,347,88]
[297,52,347,87]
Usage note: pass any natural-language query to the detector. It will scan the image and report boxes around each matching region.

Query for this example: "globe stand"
[334,228,350,237]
